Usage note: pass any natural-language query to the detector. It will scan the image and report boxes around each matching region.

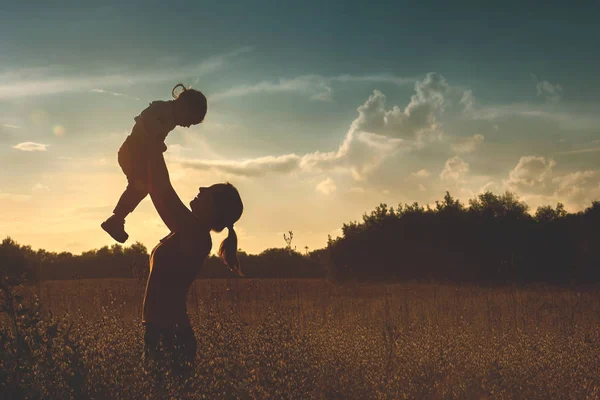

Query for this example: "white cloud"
[440,156,469,181]
[451,134,484,154]
[180,153,300,177]
[351,72,448,143]
[555,146,600,155]
[90,88,140,100]
[178,74,454,182]
[210,75,329,100]
[300,129,405,180]
[13,142,48,151]
[501,156,600,210]
[460,90,475,114]
[478,181,498,194]
[179,128,404,181]
[534,76,563,103]
[311,85,333,101]
[2,124,21,129]
[552,170,600,207]
[180,82,429,180]
[504,156,555,194]
[0,47,252,99]
[0,192,31,201]
[210,73,416,102]
[316,177,337,195]
[332,74,417,86]
[462,102,600,131]
[32,183,50,192]
[412,169,431,178]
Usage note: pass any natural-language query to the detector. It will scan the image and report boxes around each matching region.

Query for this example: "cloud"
[0,47,252,99]
[554,146,600,155]
[2,124,21,129]
[209,73,416,102]
[0,192,31,201]
[181,80,439,180]
[210,75,330,101]
[412,169,431,178]
[300,129,405,180]
[460,90,475,115]
[440,156,469,181]
[316,177,337,195]
[179,74,453,182]
[90,88,140,100]
[552,170,600,207]
[180,154,301,177]
[13,142,48,151]
[332,74,417,86]
[533,75,563,103]
[311,85,333,101]
[461,100,600,132]
[504,156,555,194]
[451,134,484,154]
[351,72,448,142]
[179,128,404,181]
[32,183,49,192]
[501,156,600,210]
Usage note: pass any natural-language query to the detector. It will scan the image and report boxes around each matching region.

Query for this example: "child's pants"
[113,135,149,219]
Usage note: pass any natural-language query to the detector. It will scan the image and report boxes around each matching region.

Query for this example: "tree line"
[326,191,600,285]
[2,190,599,285]
[0,237,326,283]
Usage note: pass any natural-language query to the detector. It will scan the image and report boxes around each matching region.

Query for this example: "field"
[3,278,600,399]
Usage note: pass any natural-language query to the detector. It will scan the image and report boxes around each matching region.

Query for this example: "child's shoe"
[101,215,129,243]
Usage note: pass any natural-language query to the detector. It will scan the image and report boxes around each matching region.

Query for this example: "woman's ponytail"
[218,226,243,277]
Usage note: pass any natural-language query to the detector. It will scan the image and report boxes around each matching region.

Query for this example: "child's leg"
[112,179,148,219]
[113,138,149,219]
[102,137,148,242]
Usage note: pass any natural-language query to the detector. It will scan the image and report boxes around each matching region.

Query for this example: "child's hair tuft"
[172,83,188,99]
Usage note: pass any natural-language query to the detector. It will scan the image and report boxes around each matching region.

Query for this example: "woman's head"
[172,83,207,128]
[190,183,244,276]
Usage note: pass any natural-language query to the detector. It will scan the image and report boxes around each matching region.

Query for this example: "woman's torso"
[142,227,211,327]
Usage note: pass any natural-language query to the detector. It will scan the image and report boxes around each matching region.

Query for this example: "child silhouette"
[101,83,207,243]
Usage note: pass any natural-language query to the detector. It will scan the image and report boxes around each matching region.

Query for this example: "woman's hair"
[213,183,244,277]
[171,83,208,123]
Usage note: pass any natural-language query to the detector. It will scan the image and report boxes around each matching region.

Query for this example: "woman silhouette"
[143,141,243,373]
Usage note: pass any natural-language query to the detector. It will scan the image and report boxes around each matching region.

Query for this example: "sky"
[1,1,599,255]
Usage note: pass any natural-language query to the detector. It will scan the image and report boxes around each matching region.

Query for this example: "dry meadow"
[3,278,600,399]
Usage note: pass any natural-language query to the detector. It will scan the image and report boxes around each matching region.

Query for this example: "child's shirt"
[131,100,176,144]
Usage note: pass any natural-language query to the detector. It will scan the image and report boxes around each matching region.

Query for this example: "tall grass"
[2,278,599,399]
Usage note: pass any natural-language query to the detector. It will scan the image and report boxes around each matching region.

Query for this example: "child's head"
[172,83,207,128]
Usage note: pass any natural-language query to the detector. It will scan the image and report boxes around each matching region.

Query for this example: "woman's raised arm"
[147,146,195,233]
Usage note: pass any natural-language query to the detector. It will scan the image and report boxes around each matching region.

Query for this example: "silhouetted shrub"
[327,191,600,285]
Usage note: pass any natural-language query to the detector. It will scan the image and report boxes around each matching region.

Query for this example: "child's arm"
[146,143,196,233]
